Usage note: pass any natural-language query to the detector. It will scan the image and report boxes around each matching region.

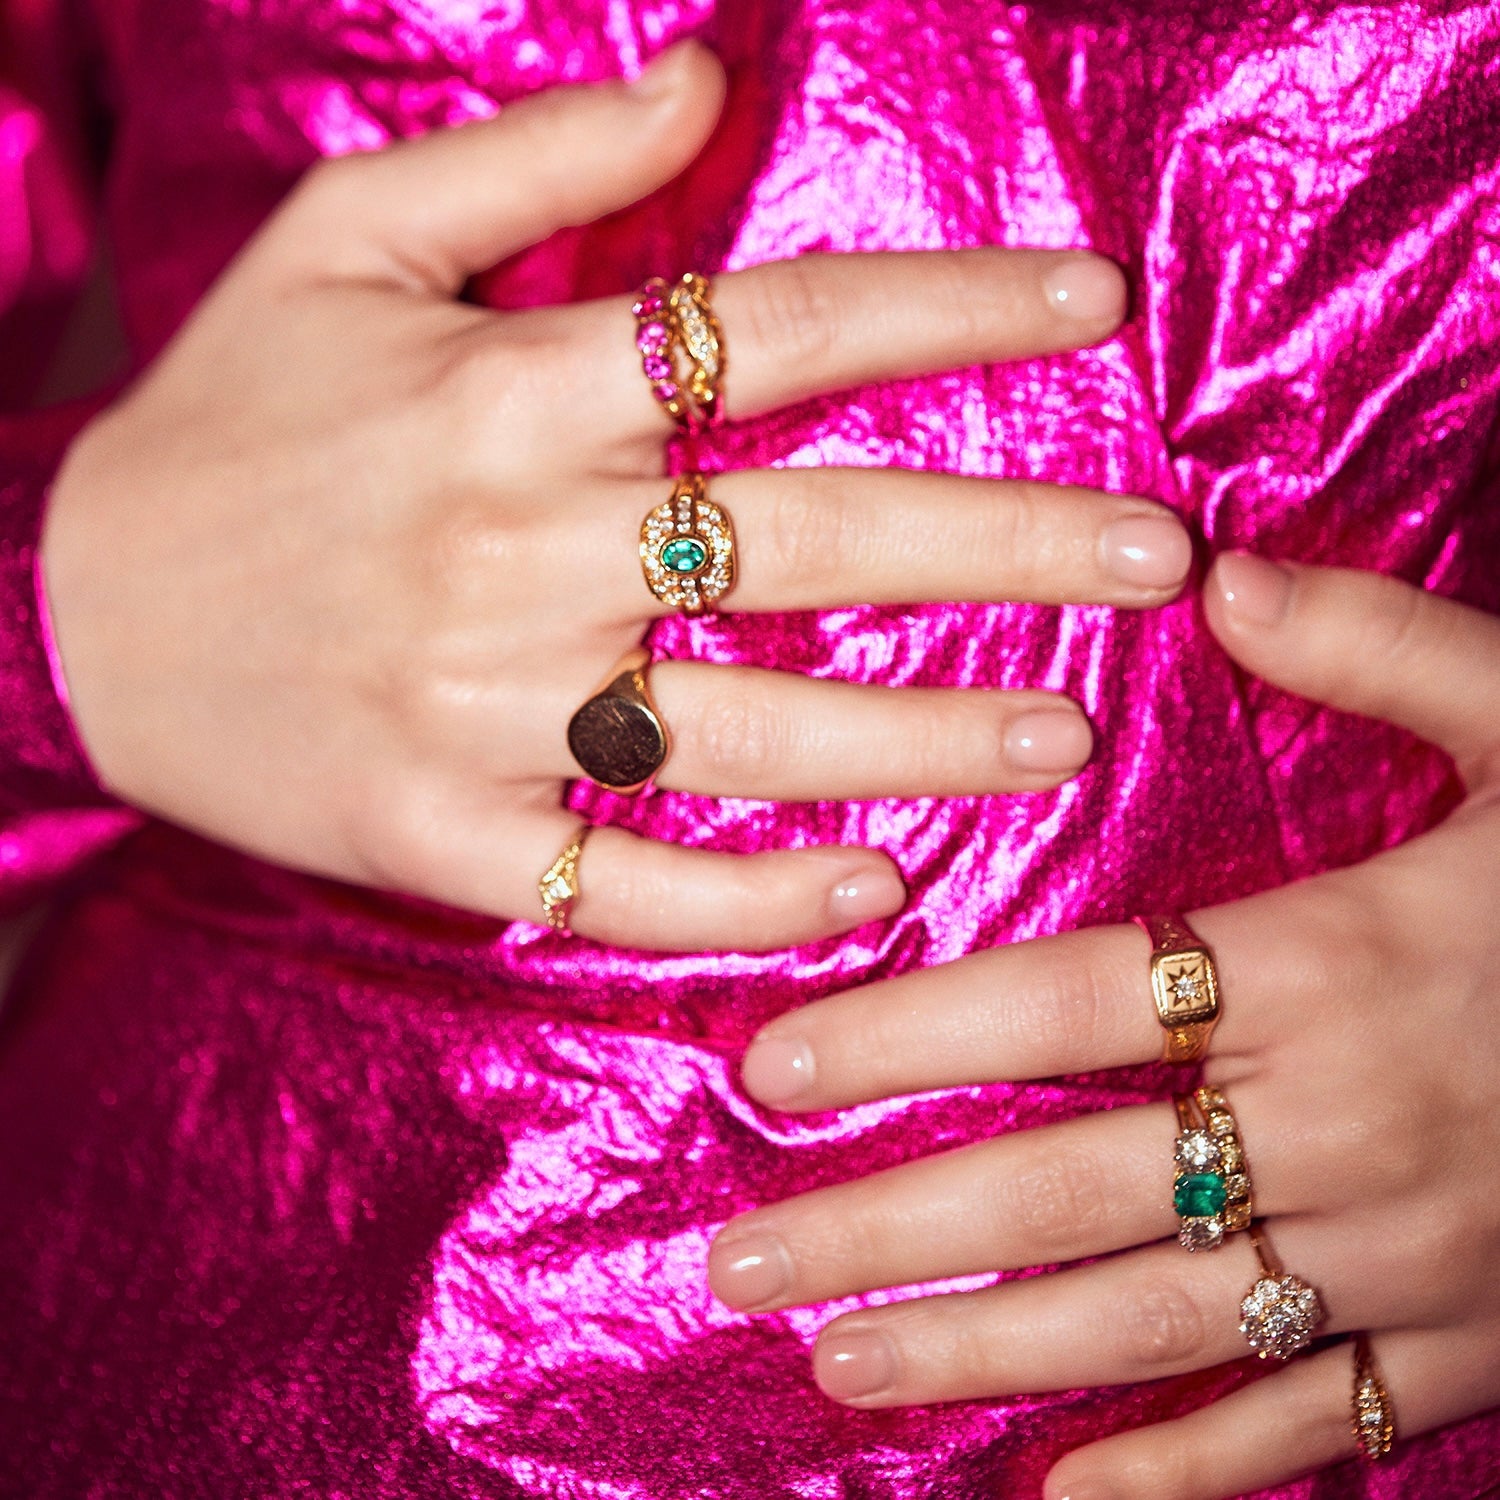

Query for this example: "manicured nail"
[634,41,695,98]
[1004,709,1093,774]
[1215,550,1293,627]
[743,1033,816,1106]
[1101,514,1192,589]
[1043,255,1127,324]
[1049,1486,1120,1500]
[815,1328,898,1401]
[709,1234,792,1309]
[825,861,906,926]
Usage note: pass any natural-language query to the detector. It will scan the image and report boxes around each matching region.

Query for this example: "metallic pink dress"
[2,0,1498,1494]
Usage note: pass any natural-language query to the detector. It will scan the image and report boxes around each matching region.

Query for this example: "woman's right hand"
[42,41,1189,951]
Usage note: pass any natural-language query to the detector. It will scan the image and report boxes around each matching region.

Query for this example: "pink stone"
[652,381,679,401]
[643,355,672,380]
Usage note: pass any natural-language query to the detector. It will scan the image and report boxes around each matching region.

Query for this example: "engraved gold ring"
[1134,912,1221,1063]
[633,272,725,432]
[566,648,670,795]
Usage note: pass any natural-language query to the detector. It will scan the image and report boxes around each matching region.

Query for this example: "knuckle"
[767,473,858,595]
[1113,1278,1207,1371]
[343,775,448,894]
[741,256,845,375]
[991,1146,1110,1261]
[687,683,788,787]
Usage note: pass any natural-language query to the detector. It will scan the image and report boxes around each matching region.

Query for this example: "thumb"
[1204,551,1500,784]
[273,41,726,293]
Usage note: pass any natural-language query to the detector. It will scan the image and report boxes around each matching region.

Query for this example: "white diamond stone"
[1175,1130,1221,1172]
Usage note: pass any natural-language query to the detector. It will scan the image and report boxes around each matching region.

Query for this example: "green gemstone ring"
[1172,1086,1253,1251]
[640,472,736,616]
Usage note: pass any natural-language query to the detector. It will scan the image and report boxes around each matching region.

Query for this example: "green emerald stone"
[1174,1172,1227,1218]
[661,536,708,574]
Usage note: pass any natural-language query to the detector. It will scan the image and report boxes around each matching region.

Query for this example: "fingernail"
[634,41,695,99]
[1215,550,1293,627]
[1043,254,1127,324]
[826,862,906,926]
[1101,514,1192,589]
[709,1234,792,1310]
[1004,709,1093,774]
[815,1328,898,1401]
[742,1033,816,1106]
[1049,1486,1119,1500]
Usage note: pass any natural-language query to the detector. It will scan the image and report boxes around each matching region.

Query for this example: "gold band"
[538,827,592,934]
[632,273,726,433]
[1134,912,1221,1063]
[1352,1334,1395,1460]
[640,473,736,615]
[1171,1085,1253,1250]
[1238,1223,1324,1360]
[566,648,670,794]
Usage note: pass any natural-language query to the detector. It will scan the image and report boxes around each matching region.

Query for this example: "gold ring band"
[1134,912,1221,1063]
[1172,1085,1253,1250]
[566,648,670,795]
[1352,1334,1395,1460]
[538,826,592,934]
[1239,1223,1324,1360]
[640,473,736,615]
[633,273,725,432]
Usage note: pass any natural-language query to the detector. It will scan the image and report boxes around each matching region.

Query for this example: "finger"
[736,886,1337,1111]
[1043,1328,1476,1500]
[271,42,726,292]
[573,245,1127,440]
[707,1103,1179,1313]
[738,923,1159,1110]
[1205,554,1500,784]
[617,470,1193,615]
[648,666,1095,797]
[370,793,907,950]
[805,1236,1337,1408]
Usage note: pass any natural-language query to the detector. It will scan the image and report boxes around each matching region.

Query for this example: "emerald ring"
[640,473,736,616]
[1171,1085,1253,1251]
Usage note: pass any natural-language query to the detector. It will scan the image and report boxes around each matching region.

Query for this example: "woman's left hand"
[707,552,1500,1500]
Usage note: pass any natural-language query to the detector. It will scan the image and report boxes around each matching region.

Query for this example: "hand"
[709,554,1500,1497]
[41,41,1190,951]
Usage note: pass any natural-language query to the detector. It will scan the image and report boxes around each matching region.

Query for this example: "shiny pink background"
[1,0,1498,1494]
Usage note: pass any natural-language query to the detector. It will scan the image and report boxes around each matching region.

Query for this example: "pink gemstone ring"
[631,273,726,433]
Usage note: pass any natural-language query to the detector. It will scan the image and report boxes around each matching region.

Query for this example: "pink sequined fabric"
[1,0,1498,1495]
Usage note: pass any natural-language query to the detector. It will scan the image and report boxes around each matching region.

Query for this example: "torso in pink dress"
[0,0,1497,1494]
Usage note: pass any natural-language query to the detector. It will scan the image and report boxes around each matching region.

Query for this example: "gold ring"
[1134,913,1221,1063]
[640,473,736,615]
[566,648,669,794]
[633,273,725,432]
[1172,1085,1253,1250]
[538,827,592,934]
[1352,1334,1395,1460]
[1238,1223,1324,1360]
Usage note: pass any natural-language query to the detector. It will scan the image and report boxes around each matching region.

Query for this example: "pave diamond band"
[1352,1334,1395,1460]
[1172,1086,1253,1251]
[1239,1224,1325,1360]
[1134,913,1221,1063]
[633,273,726,433]
[640,473,736,615]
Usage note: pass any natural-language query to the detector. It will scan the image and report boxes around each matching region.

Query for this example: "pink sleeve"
[0,3,141,916]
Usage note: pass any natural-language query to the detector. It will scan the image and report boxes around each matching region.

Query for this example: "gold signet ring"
[566,648,670,795]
